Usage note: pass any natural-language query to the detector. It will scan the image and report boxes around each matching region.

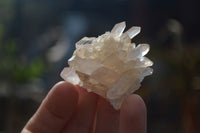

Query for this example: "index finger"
[22,81,79,133]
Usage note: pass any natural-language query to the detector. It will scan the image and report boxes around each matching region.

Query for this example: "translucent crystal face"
[60,22,153,110]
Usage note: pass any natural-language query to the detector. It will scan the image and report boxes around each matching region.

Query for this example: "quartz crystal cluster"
[60,22,153,110]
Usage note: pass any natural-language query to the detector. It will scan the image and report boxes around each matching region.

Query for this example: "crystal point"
[60,22,153,110]
[125,26,141,39]
[111,21,126,37]
[137,44,150,56]
[60,67,81,85]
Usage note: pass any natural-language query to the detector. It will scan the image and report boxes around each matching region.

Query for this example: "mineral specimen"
[60,22,153,110]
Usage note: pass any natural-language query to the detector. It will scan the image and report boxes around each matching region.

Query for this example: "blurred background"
[0,0,200,132]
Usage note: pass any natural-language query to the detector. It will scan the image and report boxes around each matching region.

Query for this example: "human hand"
[22,81,146,133]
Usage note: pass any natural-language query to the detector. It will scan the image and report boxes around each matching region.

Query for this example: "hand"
[22,81,146,133]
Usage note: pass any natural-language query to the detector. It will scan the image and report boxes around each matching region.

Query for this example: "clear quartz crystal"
[125,26,141,39]
[111,21,126,37]
[60,22,153,110]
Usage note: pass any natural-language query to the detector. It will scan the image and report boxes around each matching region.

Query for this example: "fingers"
[119,94,147,133]
[95,97,120,133]
[62,87,98,133]
[22,81,79,133]
[22,81,147,133]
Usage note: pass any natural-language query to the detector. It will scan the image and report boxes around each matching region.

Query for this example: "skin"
[22,81,146,133]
